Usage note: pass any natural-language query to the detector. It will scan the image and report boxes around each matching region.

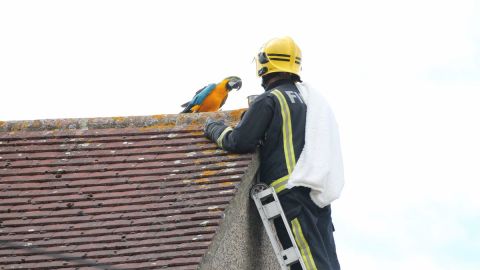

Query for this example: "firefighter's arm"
[204,94,274,153]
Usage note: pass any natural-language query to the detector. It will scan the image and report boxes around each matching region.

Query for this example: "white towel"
[286,82,345,208]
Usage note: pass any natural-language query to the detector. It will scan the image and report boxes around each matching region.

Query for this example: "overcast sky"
[1,0,479,269]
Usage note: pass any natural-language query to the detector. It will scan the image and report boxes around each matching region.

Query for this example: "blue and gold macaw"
[180,76,242,113]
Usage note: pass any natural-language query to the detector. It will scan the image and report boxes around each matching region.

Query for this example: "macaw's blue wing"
[180,83,216,113]
[181,86,206,108]
[190,83,216,106]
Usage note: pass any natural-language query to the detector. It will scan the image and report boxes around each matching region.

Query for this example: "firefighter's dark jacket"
[204,79,306,186]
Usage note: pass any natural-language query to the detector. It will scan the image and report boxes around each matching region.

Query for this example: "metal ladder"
[250,184,307,270]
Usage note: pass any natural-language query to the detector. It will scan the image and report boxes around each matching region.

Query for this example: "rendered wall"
[198,154,281,270]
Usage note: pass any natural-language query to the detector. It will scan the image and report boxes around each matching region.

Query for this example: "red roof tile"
[0,110,254,270]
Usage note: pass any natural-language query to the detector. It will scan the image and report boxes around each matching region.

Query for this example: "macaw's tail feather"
[180,102,189,108]
[180,107,192,113]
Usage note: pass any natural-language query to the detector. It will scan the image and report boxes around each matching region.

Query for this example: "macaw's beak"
[226,77,242,91]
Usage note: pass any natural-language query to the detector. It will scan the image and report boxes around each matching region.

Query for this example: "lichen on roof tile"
[0,109,245,132]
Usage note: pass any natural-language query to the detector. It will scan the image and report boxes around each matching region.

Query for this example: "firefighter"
[204,36,341,270]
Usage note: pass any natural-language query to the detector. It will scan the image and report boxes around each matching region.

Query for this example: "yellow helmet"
[255,36,302,77]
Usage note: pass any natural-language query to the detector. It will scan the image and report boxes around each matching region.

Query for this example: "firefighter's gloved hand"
[204,117,219,134]
[204,117,224,141]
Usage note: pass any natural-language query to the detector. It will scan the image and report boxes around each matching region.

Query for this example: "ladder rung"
[282,247,301,266]
[263,201,282,219]
[256,187,274,200]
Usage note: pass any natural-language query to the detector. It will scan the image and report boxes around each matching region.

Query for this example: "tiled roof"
[0,110,255,270]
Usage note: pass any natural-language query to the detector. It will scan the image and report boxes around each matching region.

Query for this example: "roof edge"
[0,109,246,132]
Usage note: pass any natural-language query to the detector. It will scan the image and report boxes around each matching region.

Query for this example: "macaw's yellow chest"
[197,87,228,112]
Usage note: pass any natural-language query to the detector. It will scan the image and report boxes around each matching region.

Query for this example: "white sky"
[1,0,479,269]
